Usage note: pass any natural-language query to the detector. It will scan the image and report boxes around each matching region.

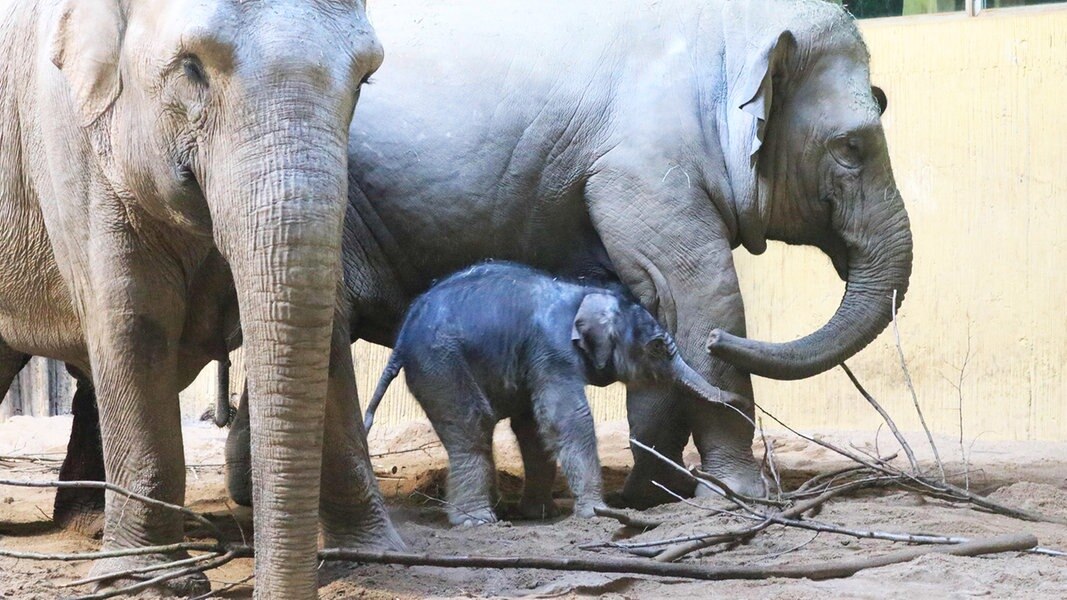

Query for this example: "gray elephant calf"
[363,262,740,526]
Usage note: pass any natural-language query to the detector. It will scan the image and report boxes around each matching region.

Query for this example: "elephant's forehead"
[127,0,236,48]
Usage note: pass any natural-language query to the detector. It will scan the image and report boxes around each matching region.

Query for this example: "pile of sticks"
[0,297,1061,597]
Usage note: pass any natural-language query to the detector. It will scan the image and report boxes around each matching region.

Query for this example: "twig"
[71,550,240,600]
[891,289,946,481]
[0,479,224,541]
[942,325,972,490]
[370,441,442,459]
[626,441,888,562]
[59,553,223,588]
[757,406,899,475]
[757,418,782,501]
[628,439,762,520]
[190,574,254,600]
[653,477,883,562]
[840,362,920,475]
[742,531,820,565]
[409,490,493,525]
[0,542,219,561]
[593,506,662,530]
[315,534,1036,581]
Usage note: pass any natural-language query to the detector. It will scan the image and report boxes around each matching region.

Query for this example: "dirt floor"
[2,416,1067,599]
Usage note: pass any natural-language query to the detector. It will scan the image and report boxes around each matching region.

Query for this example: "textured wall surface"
[149,8,1067,442]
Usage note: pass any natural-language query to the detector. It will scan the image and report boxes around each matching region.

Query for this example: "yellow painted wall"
[180,8,1067,442]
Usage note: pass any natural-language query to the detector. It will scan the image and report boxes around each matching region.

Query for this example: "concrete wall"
[10,7,1066,443]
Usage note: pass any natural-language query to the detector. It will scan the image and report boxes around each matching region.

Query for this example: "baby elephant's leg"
[439,422,498,526]
[510,414,559,520]
[533,384,604,518]
[414,373,499,527]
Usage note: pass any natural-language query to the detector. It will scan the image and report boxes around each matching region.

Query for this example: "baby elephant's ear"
[572,293,620,372]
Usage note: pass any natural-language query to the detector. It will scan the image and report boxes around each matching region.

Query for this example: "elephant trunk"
[212,119,348,598]
[669,355,748,410]
[708,187,913,380]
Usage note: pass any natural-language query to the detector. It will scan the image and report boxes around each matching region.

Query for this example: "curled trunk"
[708,192,913,380]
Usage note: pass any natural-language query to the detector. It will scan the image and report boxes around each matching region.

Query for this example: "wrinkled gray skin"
[0,1,395,597]
[360,263,744,526]
[336,0,912,505]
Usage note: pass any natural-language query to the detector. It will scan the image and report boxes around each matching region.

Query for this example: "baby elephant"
[364,262,740,526]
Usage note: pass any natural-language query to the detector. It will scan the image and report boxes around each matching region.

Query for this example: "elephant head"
[573,293,745,408]
[49,0,382,594]
[707,3,913,380]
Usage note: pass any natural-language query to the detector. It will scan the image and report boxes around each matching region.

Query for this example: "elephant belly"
[0,201,84,362]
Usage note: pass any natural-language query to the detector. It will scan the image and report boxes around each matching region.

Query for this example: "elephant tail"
[363,352,403,433]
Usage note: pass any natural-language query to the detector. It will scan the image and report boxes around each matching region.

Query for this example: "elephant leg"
[531,383,603,518]
[0,343,29,415]
[411,368,498,527]
[319,323,405,550]
[586,159,764,506]
[622,383,696,508]
[78,246,207,596]
[54,374,106,536]
[510,413,559,520]
[225,387,252,507]
[440,433,498,527]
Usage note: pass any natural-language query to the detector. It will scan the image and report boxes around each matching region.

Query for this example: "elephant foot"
[449,506,497,528]
[572,499,606,519]
[698,454,767,499]
[89,553,211,598]
[323,518,408,552]
[52,494,105,538]
[619,464,696,509]
[517,497,560,520]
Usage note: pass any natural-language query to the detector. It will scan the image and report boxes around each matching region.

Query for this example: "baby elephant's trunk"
[362,353,404,433]
[670,356,748,411]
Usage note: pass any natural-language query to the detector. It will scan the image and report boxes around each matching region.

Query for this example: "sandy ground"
[2,416,1067,599]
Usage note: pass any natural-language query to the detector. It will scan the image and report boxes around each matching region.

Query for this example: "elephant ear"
[722,24,797,255]
[49,0,125,127]
[571,293,621,372]
[872,86,888,115]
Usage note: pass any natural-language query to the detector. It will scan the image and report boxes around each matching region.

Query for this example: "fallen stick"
[0,542,220,562]
[313,533,1035,581]
[0,478,224,540]
[72,550,240,600]
[59,553,223,588]
[841,363,920,475]
[594,507,662,530]
[654,477,880,562]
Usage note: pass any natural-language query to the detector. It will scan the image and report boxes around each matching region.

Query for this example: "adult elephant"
[337,0,913,505]
[0,0,394,597]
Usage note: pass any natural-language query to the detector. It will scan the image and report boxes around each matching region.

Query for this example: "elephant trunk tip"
[706,329,725,351]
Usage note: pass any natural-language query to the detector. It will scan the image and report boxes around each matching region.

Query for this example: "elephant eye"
[829,135,864,170]
[646,336,675,360]
[182,56,209,87]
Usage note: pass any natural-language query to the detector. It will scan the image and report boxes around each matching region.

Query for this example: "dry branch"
[840,362,920,474]
[0,478,223,540]
[0,542,220,562]
[72,550,240,600]
[594,506,662,530]
[314,533,1035,581]
[891,289,946,480]
[59,553,224,588]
